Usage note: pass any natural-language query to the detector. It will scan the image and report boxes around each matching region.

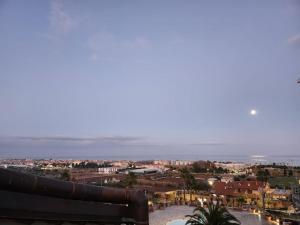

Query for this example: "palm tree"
[185,203,240,225]
[180,168,189,203]
[180,168,197,204]
[236,196,246,208]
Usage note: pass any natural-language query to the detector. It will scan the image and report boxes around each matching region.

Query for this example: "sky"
[0,0,300,159]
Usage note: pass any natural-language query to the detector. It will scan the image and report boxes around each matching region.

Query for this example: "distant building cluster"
[1,158,300,216]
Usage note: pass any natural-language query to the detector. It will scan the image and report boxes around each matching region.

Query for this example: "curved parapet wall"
[0,168,149,225]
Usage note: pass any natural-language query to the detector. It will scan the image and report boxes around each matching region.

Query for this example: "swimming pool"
[166,219,186,225]
[150,205,274,225]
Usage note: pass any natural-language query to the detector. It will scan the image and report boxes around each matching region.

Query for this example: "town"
[1,158,300,224]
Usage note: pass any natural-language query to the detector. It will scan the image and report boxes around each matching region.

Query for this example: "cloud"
[0,136,224,148]
[0,135,160,148]
[288,33,300,45]
[49,0,76,35]
[0,136,227,158]
[188,142,225,146]
[286,0,300,16]
[0,136,143,146]
[87,32,152,61]
[126,37,152,49]
[38,32,60,42]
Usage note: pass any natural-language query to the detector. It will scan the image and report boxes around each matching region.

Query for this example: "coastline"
[1,154,300,166]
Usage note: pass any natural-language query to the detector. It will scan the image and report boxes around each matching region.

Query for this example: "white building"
[98,167,119,174]
[221,176,234,183]
[215,162,248,173]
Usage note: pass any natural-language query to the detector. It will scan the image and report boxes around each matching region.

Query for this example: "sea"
[15,154,300,166]
[105,154,300,166]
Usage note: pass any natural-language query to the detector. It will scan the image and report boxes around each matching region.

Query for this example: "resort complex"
[1,159,300,224]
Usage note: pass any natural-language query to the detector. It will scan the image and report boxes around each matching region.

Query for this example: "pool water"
[167,219,186,225]
[149,206,274,225]
[166,211,273,225]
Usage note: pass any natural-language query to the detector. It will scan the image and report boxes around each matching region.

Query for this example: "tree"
[60,169,70,181]
[236,197,246,207]
[192,162,208,173]
[72,161,107,169]
[180,168,197,203]
[265,198,272,209]
[194,181,210,192]
[256,170,269,182]
[127,161,136,169]
[123,172,137,188]
[185,203,240,225]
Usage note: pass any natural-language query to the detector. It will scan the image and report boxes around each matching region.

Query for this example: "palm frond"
[185,203,240,225]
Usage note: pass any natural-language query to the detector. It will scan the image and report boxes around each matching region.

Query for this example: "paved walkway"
[149,206,193,225]
[149,206,274,225]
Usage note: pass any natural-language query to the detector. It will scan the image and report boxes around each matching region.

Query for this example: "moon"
[250,109,257,116]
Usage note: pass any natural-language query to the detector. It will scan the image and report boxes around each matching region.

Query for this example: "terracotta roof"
[213,181,265,196]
